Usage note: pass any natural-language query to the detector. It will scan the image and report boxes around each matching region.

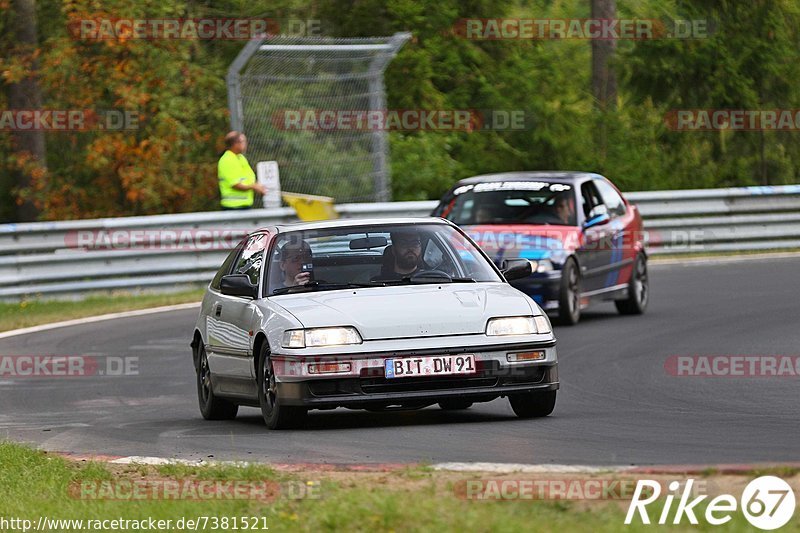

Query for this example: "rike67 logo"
[625,476,795,530]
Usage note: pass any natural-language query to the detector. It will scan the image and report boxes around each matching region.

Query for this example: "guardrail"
[2,185,799,298]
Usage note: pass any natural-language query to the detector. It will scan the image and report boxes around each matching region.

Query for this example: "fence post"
[226,33,410,203]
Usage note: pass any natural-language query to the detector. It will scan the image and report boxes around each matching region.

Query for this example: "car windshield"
[266,223,502,295]
[441,180,577,226]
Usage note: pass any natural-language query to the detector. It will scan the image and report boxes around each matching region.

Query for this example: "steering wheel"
[411,269,453,281]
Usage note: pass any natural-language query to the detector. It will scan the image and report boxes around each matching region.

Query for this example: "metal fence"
[227,33,410,203]
[1,184,799,298]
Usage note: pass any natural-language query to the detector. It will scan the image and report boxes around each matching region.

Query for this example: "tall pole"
[369,75,390,202]
[7,0,47,221]
[591,0,617,110]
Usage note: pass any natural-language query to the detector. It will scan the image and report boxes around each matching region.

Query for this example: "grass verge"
[1,442,797,532]
[0,289,204,333]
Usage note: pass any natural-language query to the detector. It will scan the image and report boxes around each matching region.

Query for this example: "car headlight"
[486,316,551,336]
[281,327,363,348]
[533,314,552,334]
[536,259,554,273]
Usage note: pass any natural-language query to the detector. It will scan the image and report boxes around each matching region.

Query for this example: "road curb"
[51,453,800,475]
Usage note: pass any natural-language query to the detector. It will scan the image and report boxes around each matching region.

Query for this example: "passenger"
[278,239,313,287]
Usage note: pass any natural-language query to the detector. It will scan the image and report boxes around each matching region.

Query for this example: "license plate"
[384,354,476,379]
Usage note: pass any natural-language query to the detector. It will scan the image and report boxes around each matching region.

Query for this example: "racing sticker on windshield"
[453,182,572,195]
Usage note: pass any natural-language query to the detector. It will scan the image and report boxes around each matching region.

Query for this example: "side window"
[233,234,267,286]
[594,179,627,217]
[580,181,604,218]
[210,246,240,290]
[433,194,454,218]
[444,231,485,277]
[423,233,462,276]
[423,237,445,269]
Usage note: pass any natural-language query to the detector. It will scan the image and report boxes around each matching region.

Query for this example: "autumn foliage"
[2,0,800,221]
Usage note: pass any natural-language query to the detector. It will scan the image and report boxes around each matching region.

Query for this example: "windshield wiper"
[272,281,385,295]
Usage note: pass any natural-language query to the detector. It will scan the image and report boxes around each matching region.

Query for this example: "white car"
[191,218,558,429]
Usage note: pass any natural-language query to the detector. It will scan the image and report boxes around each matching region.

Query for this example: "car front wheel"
[258,344,307,429]
[557,258,581,325]
[196,344,238,420]
[615,253,649,315]
[508,390,556,418]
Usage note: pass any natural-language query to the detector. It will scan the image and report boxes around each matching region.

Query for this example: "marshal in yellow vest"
[218,150,256,208]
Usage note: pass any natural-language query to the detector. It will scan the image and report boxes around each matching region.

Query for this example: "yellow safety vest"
[218,150,256,208]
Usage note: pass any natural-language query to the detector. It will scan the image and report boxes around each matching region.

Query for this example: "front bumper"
[272,343,558,408]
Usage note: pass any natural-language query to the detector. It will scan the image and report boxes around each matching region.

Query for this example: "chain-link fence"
[227,33,410,203]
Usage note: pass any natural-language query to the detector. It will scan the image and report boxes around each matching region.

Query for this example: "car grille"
[360,374,499,394]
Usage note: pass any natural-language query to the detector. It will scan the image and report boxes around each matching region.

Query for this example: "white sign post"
[256,161,282,208]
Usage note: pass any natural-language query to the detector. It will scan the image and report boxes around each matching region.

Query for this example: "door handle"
[215,304,222,317]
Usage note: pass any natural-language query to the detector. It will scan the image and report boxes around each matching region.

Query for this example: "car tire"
[557,258,581,325]
[258,344,307,430]
[615,253,648,315]
[508,390,556,418]
[438,399,473,410]
[196,344,238,420]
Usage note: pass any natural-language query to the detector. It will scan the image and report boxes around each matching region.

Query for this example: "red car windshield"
[442,181,577,226]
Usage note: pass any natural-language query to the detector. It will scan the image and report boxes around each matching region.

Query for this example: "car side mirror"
[583,212,610,229]
[500,258,533,281]
[220,274,258,298]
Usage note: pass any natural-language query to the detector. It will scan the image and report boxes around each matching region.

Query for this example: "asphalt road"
[1,257,798,466]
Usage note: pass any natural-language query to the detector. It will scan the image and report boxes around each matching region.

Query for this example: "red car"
[432,171,649,325]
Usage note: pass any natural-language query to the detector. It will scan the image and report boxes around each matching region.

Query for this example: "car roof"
[454,171,602,186]
[269,217,450,234]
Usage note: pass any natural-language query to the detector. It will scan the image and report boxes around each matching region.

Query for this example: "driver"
[553,194,575,225]
[474,205,494,224]
[277,239,313,287]
[384,229,424,278]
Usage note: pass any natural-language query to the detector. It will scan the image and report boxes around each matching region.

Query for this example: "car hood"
[463,224,582,265]
[270,283,534,340]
